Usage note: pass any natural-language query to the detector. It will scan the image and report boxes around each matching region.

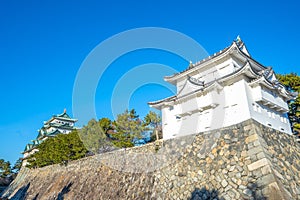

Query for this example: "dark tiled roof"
[165,39,268,81]
[49,123,75,129]
[56,112,71,119]
[148,95,177,105]
[149,61,259,106]
[164,45,231,80]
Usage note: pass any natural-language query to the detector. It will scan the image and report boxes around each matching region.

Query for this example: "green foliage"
[23,109,159,168]
[144,111,162,141]
[79,119,113,154]
[27,130,88,168]
[0,159,12,178]
[144,111,161,127]
[111,109,145,148]
[98,117,113,134]
[12,158,22,173]
[277,73,300,134]
[110,132,135,148]
[277,72,300,90]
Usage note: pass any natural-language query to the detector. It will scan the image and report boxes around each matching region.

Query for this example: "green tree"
[27,130,88,168]
[144,111,162,141]
[277,73,300,134]
[12,158,22,173]
[0,159,12,178]
[79,118,115,154]
[98,117,113,135]
[110,132,135,148]
[111,109,145,148]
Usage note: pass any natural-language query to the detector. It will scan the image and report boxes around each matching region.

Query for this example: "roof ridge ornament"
[234,35,251,57]
[235,35,243,48]
[188,61,194,69]
[188,75,205,86]
[236,35,242,43]
[259,67,273,79]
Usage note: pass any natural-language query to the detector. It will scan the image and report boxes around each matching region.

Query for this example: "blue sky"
[1,0,300,164]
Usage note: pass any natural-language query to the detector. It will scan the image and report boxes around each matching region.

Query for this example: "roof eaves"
[164,43,234,82]
[148,95,177,106]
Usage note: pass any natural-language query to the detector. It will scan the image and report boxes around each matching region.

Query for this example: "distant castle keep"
[149,37,296,139]
[22,109,77,159]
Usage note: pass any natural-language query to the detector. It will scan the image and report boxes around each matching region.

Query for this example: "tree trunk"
[155,128,159,141]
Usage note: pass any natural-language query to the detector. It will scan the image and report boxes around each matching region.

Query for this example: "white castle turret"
[148,37,296,140]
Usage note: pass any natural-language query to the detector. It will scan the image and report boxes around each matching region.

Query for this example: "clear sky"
[1,0,300,164]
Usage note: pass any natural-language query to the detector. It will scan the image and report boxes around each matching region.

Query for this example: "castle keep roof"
[22,109,77,154]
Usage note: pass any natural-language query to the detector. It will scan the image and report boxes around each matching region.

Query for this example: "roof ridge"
[164,42,234,80]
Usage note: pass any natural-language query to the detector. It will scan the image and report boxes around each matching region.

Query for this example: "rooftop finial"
[189,61,193,68]
[235,35,250,56]
[64,108,67,113]
[236,35,241,42]
[235,35,243,47]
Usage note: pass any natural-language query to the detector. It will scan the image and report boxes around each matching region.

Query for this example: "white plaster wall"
[245,83,292,134]
[198,109,213,132]
[177,112,199,137]
[52,119,74,127]
[176,79,186,94]
[162,79,252,139]
[161,77,293,140]
[222,79,252,127]
[162,89,221,139]
[57,128,72,134]
[162,105,182,139]
[200,59,233,83]
[177,81,200,97]
[176,59,235,97]
[260,88,288,110]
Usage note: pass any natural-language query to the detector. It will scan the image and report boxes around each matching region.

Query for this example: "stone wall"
[1,119,300,200]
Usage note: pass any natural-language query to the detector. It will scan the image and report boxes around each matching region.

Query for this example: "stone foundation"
[1,119,300,200]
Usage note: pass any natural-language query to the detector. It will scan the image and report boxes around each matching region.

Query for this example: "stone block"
[228,166,235,172]
[222,194,231,200]
[257,152,265,159]
[227,190,236,198]
[273,169,284,180]
[261,165,272,175]
[235,172,242,179]
[245,134,258,144]
[247,158,269,171]
[244,125,252,131]
[261,174,276,185]
[221,179,228,187]
[248,142,254,149]
[252,168,263,178]
[253,140,260,147]
[247,146,264,157]
[225,184,232,192]
[238,185,247,190]
[229,180,238,189]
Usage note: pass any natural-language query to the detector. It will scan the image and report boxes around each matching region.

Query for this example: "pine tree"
[277,73,300,135]
[144,111,162,141]
[27,130,88,168]
[12,158,22,173]
[78,118,115,154]
[0,159,12,178]
[111,109,145,148]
